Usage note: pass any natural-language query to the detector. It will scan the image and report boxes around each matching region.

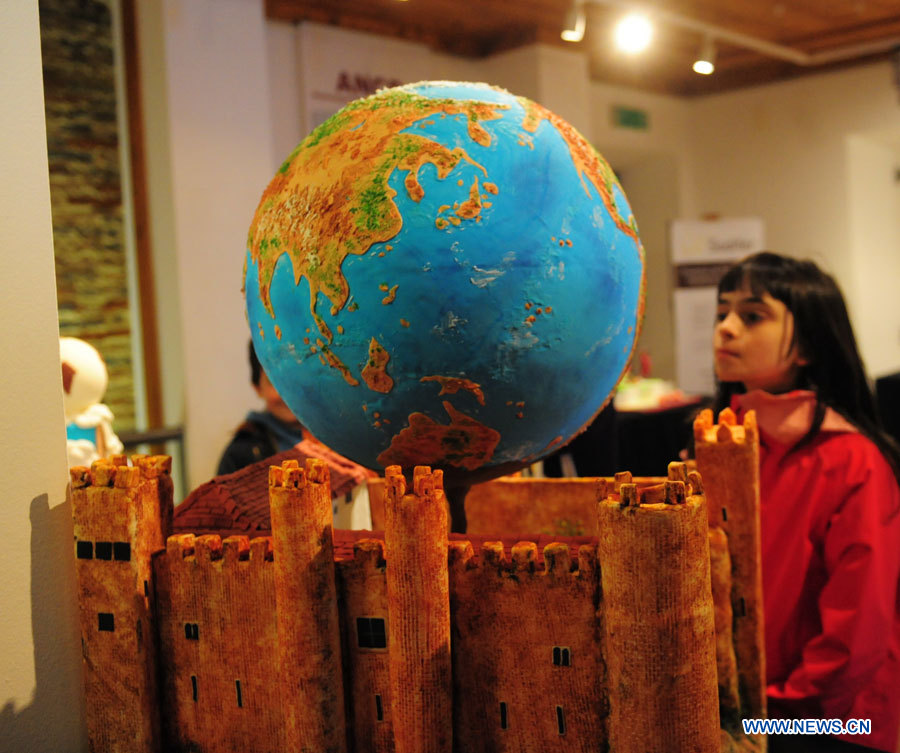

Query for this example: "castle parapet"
[598,466,720,753]
[269,457,347,753]
[162,532,271,566]
[384,465,452,753]
[694,408,765,727]
[69,454,173,753]
[448,528,603,749]
[154,527,282,751]
[336,537,393,752]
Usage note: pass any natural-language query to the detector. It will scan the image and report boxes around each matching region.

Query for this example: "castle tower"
[597,471,721,753]
[384,465,452,753]
[693,408,765,721]
[269,458,347,753]
[70,454,172,753]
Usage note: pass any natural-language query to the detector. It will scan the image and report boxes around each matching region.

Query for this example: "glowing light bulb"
[614,13,653,54]
[693,36,716,74]
[561,6,586,43]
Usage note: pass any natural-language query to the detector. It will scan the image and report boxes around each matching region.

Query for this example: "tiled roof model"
[173,439,373,536]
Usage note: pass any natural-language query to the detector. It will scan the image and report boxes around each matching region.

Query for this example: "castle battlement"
[71,410,766,753]
[694,406,765,738]
[69,457,138,489]
[70,453,173,753]
[268,455,330,489]
[447,538,596,579]
[71,453,172,483]
[163,532,274,566]
[382,462,446,503]
[694,406,758,445]
[346,537,387,570]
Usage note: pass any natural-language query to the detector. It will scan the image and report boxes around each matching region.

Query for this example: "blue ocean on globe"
[244,81,644,477]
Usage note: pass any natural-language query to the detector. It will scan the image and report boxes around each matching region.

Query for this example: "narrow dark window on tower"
[356,617,387,649]
[375,694,383,721]
[722,507,728,522]
[552,646,560,665]
[552,646,571,666]
[235,680,243,708]
[98,613,115,632]
[113,542,131,561]
[184,623,199,640]
[191,675,198,702]
[499,701,508,730]
[95,541,112,560]
[76,541,93,559]
[556,705,566,735]
[561,648,571,666]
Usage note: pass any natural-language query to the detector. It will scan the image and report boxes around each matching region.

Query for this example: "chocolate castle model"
[70,408,764,753]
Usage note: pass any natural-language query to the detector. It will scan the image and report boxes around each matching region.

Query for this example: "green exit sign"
[611,105,649,130]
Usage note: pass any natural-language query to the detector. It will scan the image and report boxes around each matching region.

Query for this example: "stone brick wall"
[41,0,136,430]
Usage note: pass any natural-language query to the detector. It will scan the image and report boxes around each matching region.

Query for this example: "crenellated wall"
[384,465,452,753]
[70,454,172,753]
[337,539,394,753]
[154,533,283,753]
[694,408,765,731]
[70,411,764,753]
[450,538,605,751]
[598,471,720,753]
[270,458,347,753]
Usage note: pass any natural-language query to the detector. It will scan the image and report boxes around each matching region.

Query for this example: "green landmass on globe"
[244,81,644,480]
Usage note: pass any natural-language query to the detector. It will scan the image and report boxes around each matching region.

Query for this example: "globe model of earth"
[245,81,644,480]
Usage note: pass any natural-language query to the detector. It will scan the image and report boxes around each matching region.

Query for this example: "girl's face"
[714,285,807,393]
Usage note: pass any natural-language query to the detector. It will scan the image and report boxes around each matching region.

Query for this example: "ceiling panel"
[266,0,900,96]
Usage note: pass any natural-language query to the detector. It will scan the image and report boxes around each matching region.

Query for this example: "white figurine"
[60,337,124,467]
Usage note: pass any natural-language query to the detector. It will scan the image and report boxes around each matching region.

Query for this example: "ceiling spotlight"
[561,2,586,43]
[614,12,653,54]
[693,35,716,74]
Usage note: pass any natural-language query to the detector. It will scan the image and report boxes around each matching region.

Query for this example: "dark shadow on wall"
[0,493,86,752]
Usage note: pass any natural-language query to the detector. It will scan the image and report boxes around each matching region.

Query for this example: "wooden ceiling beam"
[263,0,900,96]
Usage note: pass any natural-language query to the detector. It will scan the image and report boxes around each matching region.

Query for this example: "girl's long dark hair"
[714,251,900,485]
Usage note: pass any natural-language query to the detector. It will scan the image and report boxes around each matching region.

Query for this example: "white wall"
[295,22,488,135]
[534,45,591,137]
[266,20,304,169]
[686,62,900,379]
[153,0,286,489]
[616,154,682,380]
[590,82,692,381]
[0,4,86,750]
[847,134,900,378]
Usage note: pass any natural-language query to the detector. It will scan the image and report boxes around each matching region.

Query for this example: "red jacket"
[735,390,900,752]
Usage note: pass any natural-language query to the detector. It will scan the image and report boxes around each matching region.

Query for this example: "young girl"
[713,251,900,753]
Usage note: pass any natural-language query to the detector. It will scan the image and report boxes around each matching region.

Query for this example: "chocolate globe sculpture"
[245,81,644,522]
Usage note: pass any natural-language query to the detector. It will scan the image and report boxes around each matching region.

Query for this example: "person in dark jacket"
[217,341,307,475]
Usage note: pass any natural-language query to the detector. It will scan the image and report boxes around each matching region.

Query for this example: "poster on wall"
[305,70,404,132]
[298,25,422,133]
[670,218,765,396]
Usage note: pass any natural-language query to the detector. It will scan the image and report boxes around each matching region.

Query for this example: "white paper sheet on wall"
[670,218,765,396]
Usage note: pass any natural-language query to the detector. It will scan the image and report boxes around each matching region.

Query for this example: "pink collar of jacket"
[733,389,858,447]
